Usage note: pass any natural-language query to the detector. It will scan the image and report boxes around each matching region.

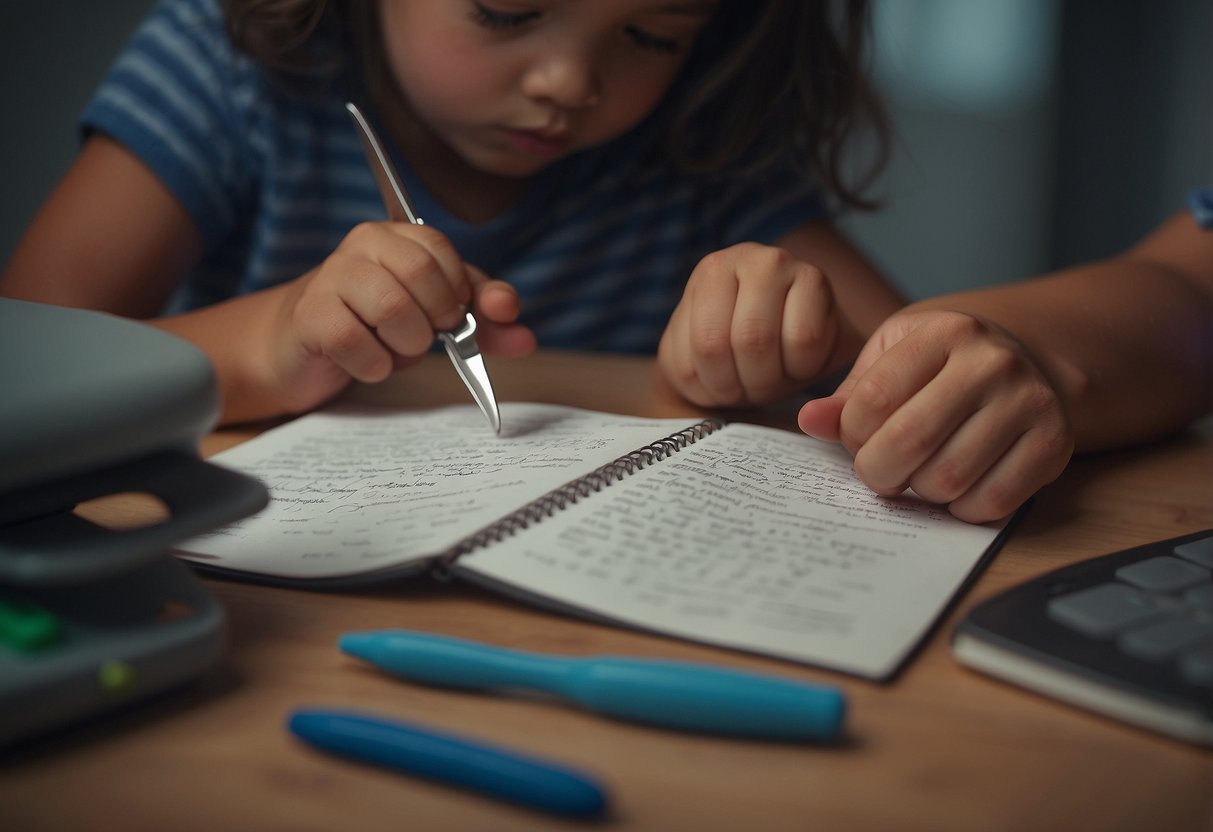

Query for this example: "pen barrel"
[341,631,845,742]
[564,659,845,742]
[340,631,564,690]
[288,709,607,818]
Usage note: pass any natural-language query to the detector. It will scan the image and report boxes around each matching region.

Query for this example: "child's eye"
[470,2,539,30]
[624,25,681,55]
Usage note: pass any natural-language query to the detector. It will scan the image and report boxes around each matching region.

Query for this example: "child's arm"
[1,135,201,316]
[1,135,536,426]
[799,210,1213,523]
[656,220,904,406]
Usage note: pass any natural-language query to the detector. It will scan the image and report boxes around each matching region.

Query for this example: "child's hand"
[657,243,842,407]
[797,310,1074,524]
[266,222,535,414]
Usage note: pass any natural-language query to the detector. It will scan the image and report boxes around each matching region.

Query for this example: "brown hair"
[222,0,889,210]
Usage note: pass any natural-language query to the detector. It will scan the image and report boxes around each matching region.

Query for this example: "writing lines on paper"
[175,403,694,580]
[463,423,1000,676]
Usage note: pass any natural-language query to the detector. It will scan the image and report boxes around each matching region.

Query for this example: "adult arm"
[799,209,1213,522]
[895,211,1213,449]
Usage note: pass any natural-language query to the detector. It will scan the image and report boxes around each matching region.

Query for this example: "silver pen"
[345,101,502,435]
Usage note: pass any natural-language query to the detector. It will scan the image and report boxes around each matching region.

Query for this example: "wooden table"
[3,351,1211,831]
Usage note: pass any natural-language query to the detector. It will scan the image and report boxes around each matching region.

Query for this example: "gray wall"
[841,0,1212,298]
[0,1,156,266]
[2,1,1210,300]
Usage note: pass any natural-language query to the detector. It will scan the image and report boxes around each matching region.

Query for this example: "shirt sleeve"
[78,0,257,249]
[707,156,829,247]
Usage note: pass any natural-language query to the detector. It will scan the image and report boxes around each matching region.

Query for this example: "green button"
[98,660,138,694]
[0,598,61,652]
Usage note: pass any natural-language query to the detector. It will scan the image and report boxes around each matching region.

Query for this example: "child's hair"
[222,0,889,210]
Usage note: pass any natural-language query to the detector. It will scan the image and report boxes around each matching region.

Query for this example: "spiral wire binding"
[435,417,724,573]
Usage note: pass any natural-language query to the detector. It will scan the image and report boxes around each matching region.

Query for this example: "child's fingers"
[330,223,469,325]
[295,294,394,383]
[319,222,482,359]
[465,262,493,291]
[463,268,535,356]
[780,264,837,382]
[655,305,704,403]
[339,264,439,356]
[474,320,538,357]
[382,222,474,307]
[685,262,743,402]
[729,270,795,403]
[371,227,468,327]
[723,245,834,403]
[472,277,522,324]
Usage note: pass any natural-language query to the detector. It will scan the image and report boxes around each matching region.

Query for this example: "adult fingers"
[849,313,1073,515]
[797,395,846,442]
[834,321,957,458]
[945,421,1073,523]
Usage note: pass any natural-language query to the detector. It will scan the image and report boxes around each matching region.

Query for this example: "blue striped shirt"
[82,0,826,352]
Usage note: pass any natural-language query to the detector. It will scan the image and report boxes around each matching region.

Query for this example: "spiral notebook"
[178,402,1011,679]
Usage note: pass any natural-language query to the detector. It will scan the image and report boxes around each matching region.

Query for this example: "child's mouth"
[500,126,571,158]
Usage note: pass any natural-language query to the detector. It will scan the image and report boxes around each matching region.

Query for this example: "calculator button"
[1174,536,1213,569]
[1047,583,1174,638]
[1118,614,1213,661]
[1115,556,1210,593]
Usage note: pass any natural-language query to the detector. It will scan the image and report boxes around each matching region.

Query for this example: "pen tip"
[338,632,377,661]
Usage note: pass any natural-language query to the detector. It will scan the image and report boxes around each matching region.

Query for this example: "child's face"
[378,0,717,179]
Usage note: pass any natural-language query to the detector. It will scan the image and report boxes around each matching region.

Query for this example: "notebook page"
[176,403,694,580]
[460,422,1004,679]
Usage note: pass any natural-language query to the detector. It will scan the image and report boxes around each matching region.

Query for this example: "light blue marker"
[288,709,608,818]
[339,629,846,742]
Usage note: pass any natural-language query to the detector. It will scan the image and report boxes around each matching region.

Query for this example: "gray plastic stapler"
[0,298,267,747]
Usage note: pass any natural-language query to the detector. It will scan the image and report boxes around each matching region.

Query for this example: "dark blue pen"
[287,709,608,819]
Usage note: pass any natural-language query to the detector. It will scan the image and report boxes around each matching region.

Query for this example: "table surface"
[3,351,1211,832]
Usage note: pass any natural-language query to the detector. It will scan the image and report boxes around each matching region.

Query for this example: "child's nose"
[520,50,601,109]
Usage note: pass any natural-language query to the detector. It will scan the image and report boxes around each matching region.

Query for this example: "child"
[0,0,903,425]
[798,196,1213,524]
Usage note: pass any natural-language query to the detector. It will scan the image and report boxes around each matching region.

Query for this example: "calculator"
[952,529,1213,746]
